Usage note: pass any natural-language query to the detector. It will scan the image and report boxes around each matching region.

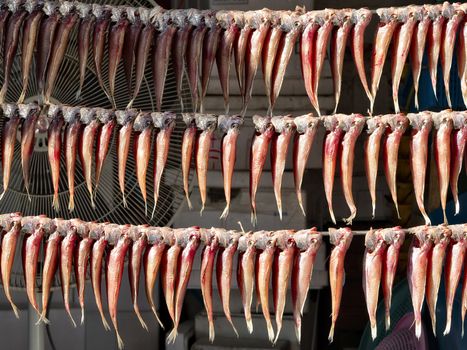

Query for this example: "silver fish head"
[115,109,137,126]
[294,113,319,134]
[385,113,409,133]
[171,9,188,28]
[2,103,19,118]
[452,111,467,130]
[218,115,243,133]
[111,6,127,22]
[79,107,97,125]
[272,115,296,134]
[182,113,196,128]
[329,227,353,249]
[43,2,59,16]
[429,225,452,246]
[409,225,432,249]
[323,115,342,131]
[96,108,115,124]
[449,224,467,242]
[432,110,453,130]
[88,222,107,240]
[47,104,63,119]
[231,10,245,28]
[340,114,365,134]
[377,7,398,23]
[195,114,217,132]
[281,12,302,33]
[408,112,433,131]
[365,229,386,253]
[133,112,153,131]
[428,4,443,20]
[381,227,406,248]
[70,218,90,238]
[76,2,92,19]
[25,0,42,13]
[351,7,372,26]
[216,10,234,29]
[188,9,203,26]
[18,103,40,119]
[152,111,176,130]
[274,230,296,250]
[138,7,151,25]
[252,115,272,134]
[366,116,387,134]
[204,9,218,29]
[441,2,455,19]
[8,0,23,13]
[126,6,138,24]
[59,1,75,16]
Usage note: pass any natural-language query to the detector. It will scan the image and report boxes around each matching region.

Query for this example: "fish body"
[161,230,181,325]
[122,7,142,96]
[95,110,116,194]
[0,4,10,58]
[195,114,217,215]
[364,116,387,217]
[450,112,467,214]
[331,10,353,114]
[91,229,110,330]
[219,115,243,219]
[271,116,295,220]
[76,3,94,100]
[152,112,176,217]
[237,232,256,333]
[407,225,433,339]
[322,115,345,224]
[234,13,252,99]
[60,225,78,327]
[262,13,282,111]
[1,104,21,200]
[181,114,197,209]
[370,8,399,114]
[92,5,112,102]
[328,227,353,343]
[250,116,275,225]
[427,5,445,100]
[382,114,409,218]
[291,228,322,342]
[47,105,64,211]
[363,229,387,340]
[63,106,81,212]
[293,114,319,216]
[408,112,433,225]
[458,13,467,106]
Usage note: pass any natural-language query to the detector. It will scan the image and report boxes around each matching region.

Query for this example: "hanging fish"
[152,112,176,218]
[161,228,180,326]
[181,114,197,209]
[44,1,79,103]
[92,4,112,102]
[47,105,64,211]
[237,231,256,333]
[301,13,319,112]
[234,11,252,101]
[75,2,95,100]
[450,112,467,215]
[1,104,21,200]
[60,222,78,326]
[0,2,10,58]
[95,109,116,194]
[122,7,143,96]
[427,4,445,100]
[458,5,467,107]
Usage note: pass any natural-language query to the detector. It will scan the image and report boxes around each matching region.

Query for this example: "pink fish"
[328,227,353,343]
[408,112,433,225]
[250,116,275,225]
[364,116,387,217]
[1,104,21,200]
[47,105,64,211]
[441,5,464,108]
[391,7,417,113]
[370,8,399,114]
[457,8,467,106]
[381,226,406,330]
[234,12,251,100]
[410,7,431,110]
[60,222,78,327]
[121,7,142,96]
[293,114,319,216]
[219,115,243,219]
[407,225,433,339]
[340,114,365,224]
[382,114,409,218]
[161,228,181,325]
[323,115,345,224]
[301,13,319,111]
[291,228,322,342]
[92,5,112,102]
[75,3,95,100]
[95,110,116,195]
[181,114,197,209]
[450,112,467,214]
[200,229,219,342]
[237,231,256,333]
[426,225,451,335]
[427,4,445,100]
[0,3,10,56]
[331,10,353,114]
[271,116,295,220]
[152,112,176,218]
[363,229,387,340]
[195,114,217,215]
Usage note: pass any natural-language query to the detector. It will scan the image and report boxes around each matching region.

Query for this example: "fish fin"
[122,194,127,208]
[52,195,60,212]
[273,323,282,344]
[101,314,111,331]
[295,325,301,343]
[246,317,253,334]
[297,192,306,216]
[266,320,275,343]
[10,302,19,319]
[454,199,459,215]
[68,195,75,213]
[328,323,335,343]
[81,307,85,325]
[116,330,125,349]
[0,191,6,201]
[167,328,178,344]
[443,321,451,336]
[208,321,215,343]
[220,204,230,220]
[370,324,377,340]
[200,204,205,216]
[151,306,164,329]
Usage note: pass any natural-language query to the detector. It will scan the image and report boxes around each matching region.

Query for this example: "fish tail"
[454,196,459,215]
[224,101,229,115]
[343,210,356,226]
[227,317,239,338]
[220,204,230,220]
[126,99,134,109]
[186,194,192,210]
[266,319,275,343]
[295,325,301,343]
[151,203,157,220]
[444,313,451,336]
[75,88,82,101]
[250,210,257,227]
[52,195,60,212]
[91,195,96,210]
[65,305,77,328]
[35,312,50,325]
[328,323,335,343]
[431,314,437,336]
[385,313,391,331]
[415,319,422,339]
[208,321,215,343]
[135,305,148,331]
[442,210,448,225]
[180,95,184,113]
[414,93,419,111]
[122,193,127,208]
[100,313,111,331]
[329,208,336,225]
[18,87,27,105]
[273,323,282,344]
[0,191,6,201]
[151,306,164,329]
[167,328,178,344]
[370,323,377,340]
[116,330,124,349]
[277,199,283,221]
[144,201,148,217]
[371,201,376,219]
[297,191,306,216]
[69,194,75,212]
[81,307,85,325]
[246,316,253,334]
[9,300,19,319]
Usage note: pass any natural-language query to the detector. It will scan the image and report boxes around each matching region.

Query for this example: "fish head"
[182,113,196,128]
[282,12,303,33]
[382,227,406,249]
[8,0,23,12]
[449,224,467,243]
[195,114,217,132]
[274,230,296,250]
[329,227,353,249]
[87,222,107,240]
[115,109,137,126]
[188,9,204,27]
[432,110,453,130]
[62,105,80,123]
[366,115,387,134]
[126,6,138,24]
[365,229,387,254]
[59,1,75,16]
[230,10,245,28]
[252,115,273,135]
[408,112,433,132]
[70,218,90,238]
[37,216,56,235]
[18,103,40,119]
[238,231,255,252]
[272,115,296,135]
[245,9,271,30]
[377,7,398,23]
[351,8,372,26]
[79,107,98,125]
[96,108,115,124]
[2,103,19,119]
[441,2,455,19]
[133,112,153,132]
[323,115,342,132]
[429,225,452,247]
[409,225,432,251]
[152,111,176,130]
[452,112,467,130]
[47,104,63,120]
[76,2,92,19]
[111,6,128,23]
[171,9,188,28]
[218,115,243,134]
[138,7,151,25]
[385,113,409,134]
[294,113,319,135]
[24,0,42,13]
[428,4,443,20]
[144,226,164,245]
[341,114,365,134]
[160,227,176,246]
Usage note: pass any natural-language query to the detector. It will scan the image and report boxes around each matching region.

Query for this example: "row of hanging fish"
[0,214,465,346]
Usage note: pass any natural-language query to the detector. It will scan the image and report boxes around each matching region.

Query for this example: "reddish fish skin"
[293,114,319,216]
[216,230,240,337]
[427,5,445,100]
[426,226,451,335]
[60,225,78,327]
[328,227,353,343]
[0,1,27,103]
[370,8,399,114]
[0,3,10,57]
[95,110,116,194]
[200,13,222,113]
[322,115,345,224]
[181,114,197,209]
[273,230,296,343]
[250,116,275,225]
[79,107,100,209]
[242,10,271,116]
[116,109,137,207]
[47,105,64,211]
[340,114,365,224]
[262,13,282,111]
[200,229,219,342]
[234,13,252,100]
[63,106,82,212]
[364,116,387,218]
[271,116,295,220]
[458,10,467,107]
[107,228,131,349]
[350,8,372,105]
[391,7,417,114]
[216,11,239,114]
[433,111,453,224]
[128,227,148,330]
[410,8,431,110]
[168,227,201,343]
[408,112,433,225]
[195,114,217,215]
[75,3,94,100]
[0,215,21,318]
[144,227,167,328]
[18,1,44,104]
[291,229,322,342]
[363,229,387,340]
[133,112,153,216]
[381,227,406,330]
[92,5,112,102]
[44,2,79,104]
[219,115,243,219]
[186,10,208,112]
[450,113,467,215]
[122,7,142,96]
[407,225,433,339]
[330,10,353,114]
[1,104,21,200]
[90,227,111,331]
[19,103,40,200]
[152,112,176,218]
[441,5,464,108]
[237,232,256,333]
[310,10,334,116]
[382,114,409,218]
